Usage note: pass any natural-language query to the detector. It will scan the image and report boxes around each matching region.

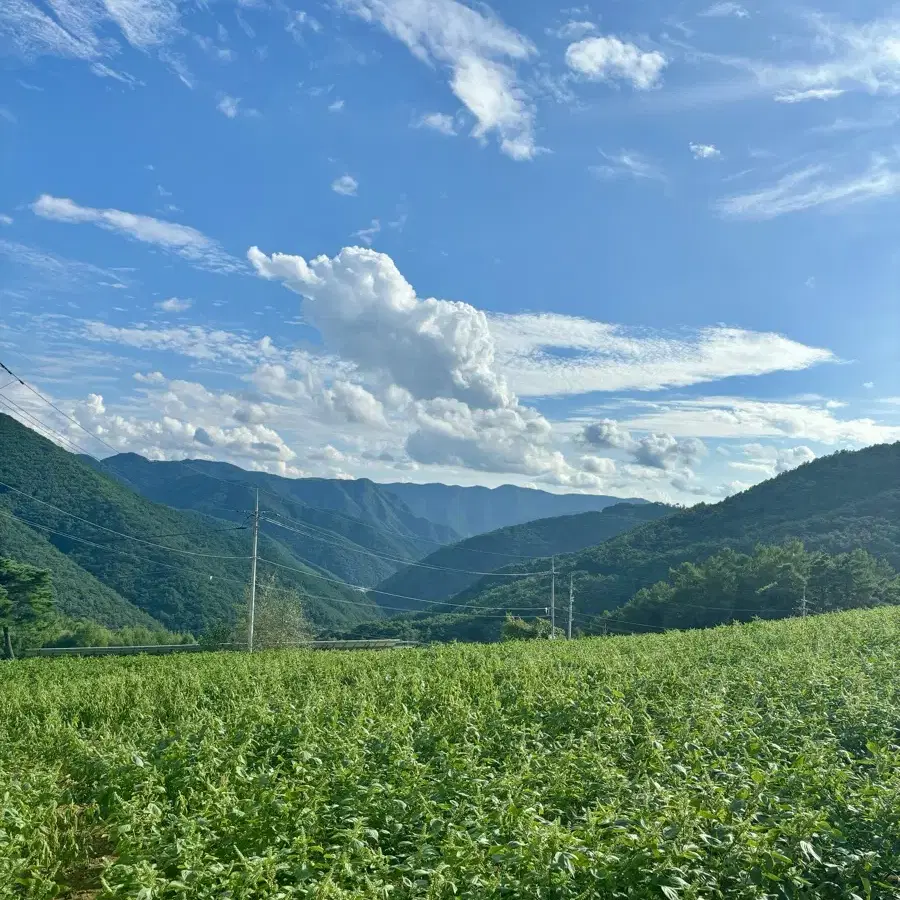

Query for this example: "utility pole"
[550,556,556,638]
[800,581,808,619]
[248,489,259,652]
[567,574,574,640]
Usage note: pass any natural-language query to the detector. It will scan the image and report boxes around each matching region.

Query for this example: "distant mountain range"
[375,502,672,611]
[0,415,379,634]
[336,440,900,642]
[460,441,900,619]
[382,482,646,538]
[94,454,459,588]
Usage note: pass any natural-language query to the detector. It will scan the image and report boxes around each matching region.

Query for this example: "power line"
[0,394,94,459]
[0,480,250,559]
[261,515,549,577]
[256,555,546,613]
[0,364,559,575]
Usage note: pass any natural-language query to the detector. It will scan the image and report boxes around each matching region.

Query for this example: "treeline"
[599,541,900,634]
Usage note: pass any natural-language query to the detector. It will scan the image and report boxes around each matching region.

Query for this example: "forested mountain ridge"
[375,502,672,610]
[383,481,647,538]
[0,415,379,634]
[95,454,458,587]
[460,442,900,618]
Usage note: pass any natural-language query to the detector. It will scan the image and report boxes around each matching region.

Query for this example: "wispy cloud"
[0,0,182,74]
[591,150,665,182]
[413,112,457,136]
[352,219,381,246]
[340,0,538,160]
[717,157,900,220]
[489,314,836,397]
[31,195,243,273]
[774,88,846,103]
[700,2,749,18]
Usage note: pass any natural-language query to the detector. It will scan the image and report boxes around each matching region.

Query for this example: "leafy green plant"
[3,607,900,898]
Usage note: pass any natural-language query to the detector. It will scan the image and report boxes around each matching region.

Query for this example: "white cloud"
[0,0,182,79]
[0,214,12,225]
[328,99,345,112]
[155,297,192,313]
[615,396,900,445]
[582,419,707,471]
[700,2,749,18]
[565,35,668,90]
[488,313,835,397]
[331,174,358,196]
[581,454,617,475]
[81,322,280,367]
[248,245,513,410]
[717,157,900,220]
[690,142,721,159]
[548,21,597,40]
[729,443,816,477]
[591,150,665,182]
[414,112,457,136]
[352,219,381,245]
[747,16,900,98]
[31,194,242,273]
[341,0,538,160]
[774,88,846,103]
[864,381,875,389]
[217,94,240,118]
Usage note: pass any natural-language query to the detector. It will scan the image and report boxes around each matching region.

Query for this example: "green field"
[4,609,900,899]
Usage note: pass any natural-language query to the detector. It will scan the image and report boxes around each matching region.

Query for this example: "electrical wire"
[261,515,550,577]
[0,481,250,559]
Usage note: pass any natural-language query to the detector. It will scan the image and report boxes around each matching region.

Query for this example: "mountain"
[460,442,900,619]
[374,502,672,611]
[382,482,647,538]
[97,454,459,587]
[0,415,379,634]
[0,511,161,629]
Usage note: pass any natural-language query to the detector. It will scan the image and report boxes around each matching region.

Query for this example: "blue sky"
[2,0,900,502]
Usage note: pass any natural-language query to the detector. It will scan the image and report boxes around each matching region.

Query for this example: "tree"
[248,575,313,650]
[0,557,54,659]
[501,614,551,641]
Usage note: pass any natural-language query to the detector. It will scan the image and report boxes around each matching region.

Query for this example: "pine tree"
[0,557,54,659]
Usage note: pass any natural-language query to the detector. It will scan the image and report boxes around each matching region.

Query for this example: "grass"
[3,608,900,898]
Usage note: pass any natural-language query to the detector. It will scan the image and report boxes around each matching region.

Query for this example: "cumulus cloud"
[548,21,597,40]
[0,214,13,225]
[31,195,242,273]
[690,142,721,159]
[565,35,668,89]
[582,418,707,471]
[248,245,514,410]
[730,443,816,477]
[331,175,358,196]
[341,0,538,160]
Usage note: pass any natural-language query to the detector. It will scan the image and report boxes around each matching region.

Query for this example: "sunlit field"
[4,608,900,899]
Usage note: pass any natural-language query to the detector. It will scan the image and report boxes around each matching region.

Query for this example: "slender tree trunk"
[2,625,14,661]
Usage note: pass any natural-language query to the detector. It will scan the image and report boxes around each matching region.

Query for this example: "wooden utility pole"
[567,574,574,640]
[248,490,259,652]
[550,556,556,638]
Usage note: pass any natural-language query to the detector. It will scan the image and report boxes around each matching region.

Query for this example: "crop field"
[4,609,900,899]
